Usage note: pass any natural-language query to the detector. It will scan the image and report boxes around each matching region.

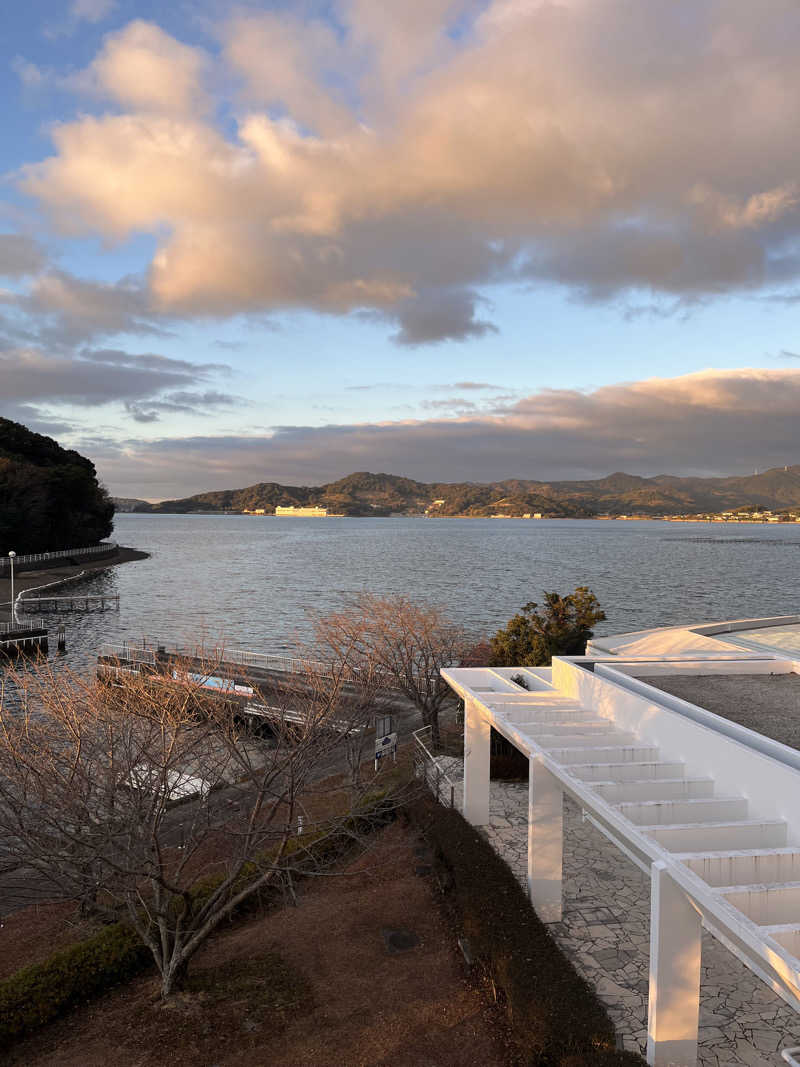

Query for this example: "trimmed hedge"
[0,789,402,1051]
[409,794,645,1066]
[0,922,151,1048]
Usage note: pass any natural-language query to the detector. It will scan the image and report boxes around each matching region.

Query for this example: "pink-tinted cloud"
[20,3,800,342]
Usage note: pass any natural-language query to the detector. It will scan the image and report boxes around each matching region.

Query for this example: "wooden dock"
[19,594,119,613]
[0,622,49,658]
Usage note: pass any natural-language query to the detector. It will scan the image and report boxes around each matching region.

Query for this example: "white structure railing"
[0,542,117,572]
[214,648,330,675]
[99,643,157,666]
[413,725,458,808]
[442,656,800,1067]
[0,621,39,634]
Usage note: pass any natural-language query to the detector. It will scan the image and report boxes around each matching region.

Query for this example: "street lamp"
[8,551,15,623]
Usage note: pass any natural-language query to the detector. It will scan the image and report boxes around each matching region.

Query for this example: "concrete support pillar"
[528,757,564,922]
[647,861,702,1067]
[463,696,491,826]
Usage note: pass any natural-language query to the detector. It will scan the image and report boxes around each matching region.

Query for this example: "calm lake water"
[37,514,800,671]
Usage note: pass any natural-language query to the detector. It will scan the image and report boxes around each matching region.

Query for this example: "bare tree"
[0,651,383,997]
[315,594,474,745]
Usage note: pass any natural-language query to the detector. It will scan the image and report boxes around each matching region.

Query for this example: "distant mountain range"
[115,466,800,518]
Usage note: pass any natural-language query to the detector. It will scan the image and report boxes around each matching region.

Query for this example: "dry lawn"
[7,820,509,1067]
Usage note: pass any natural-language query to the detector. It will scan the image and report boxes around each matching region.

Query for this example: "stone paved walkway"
[473,778,800,1066]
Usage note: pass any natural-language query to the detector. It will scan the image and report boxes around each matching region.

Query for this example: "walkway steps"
[502,707,600,724]
[569,760,687,781]
[594,777,715,802]
[722,884,800,925]
[765,926,800,956]
[446,661,800,1066]
[549,745,661,764]
[676,849,800,887]
[523,730,637,748]
[643,820,788,852]
[616,796,748,825]
[518,720,617,734]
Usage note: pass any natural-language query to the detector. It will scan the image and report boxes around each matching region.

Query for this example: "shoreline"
[122,511,800,523]
[0,546,149,623]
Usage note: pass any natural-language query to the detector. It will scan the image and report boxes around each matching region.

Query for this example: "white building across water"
[441,615,800,1067]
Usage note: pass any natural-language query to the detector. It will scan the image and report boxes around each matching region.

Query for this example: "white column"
[463,696,490,826]
[528,757,563,922]
[647,861,702,1067]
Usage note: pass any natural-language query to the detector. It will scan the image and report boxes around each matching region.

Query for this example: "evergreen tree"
[489,587,606,666]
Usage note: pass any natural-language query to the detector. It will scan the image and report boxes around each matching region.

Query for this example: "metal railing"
[0,542,117,572]
[99,643,157,666]
[413,725,458,808]
[217,648,331,675]
[99,640,356,679]
[0,621,39,634]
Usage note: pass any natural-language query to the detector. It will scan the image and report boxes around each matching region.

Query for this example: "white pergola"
[442,644,800,1067]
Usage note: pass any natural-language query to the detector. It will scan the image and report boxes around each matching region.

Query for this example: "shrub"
[408,794,644,1066]
[0,922,150,1048]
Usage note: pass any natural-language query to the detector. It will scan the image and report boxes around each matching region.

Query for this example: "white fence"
[0,621,40,635]
[413,725,458,808]
[0,543,117,573]
[216,648,331,675]
[99,643,157,666]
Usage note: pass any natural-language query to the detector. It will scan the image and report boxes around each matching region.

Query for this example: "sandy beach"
[0,546,149,624]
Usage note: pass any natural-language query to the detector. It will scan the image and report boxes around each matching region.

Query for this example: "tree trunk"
[426,709,441,748]
[160,955,189,998]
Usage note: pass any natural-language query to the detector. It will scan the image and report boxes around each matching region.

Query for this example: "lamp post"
[8,551,15,623]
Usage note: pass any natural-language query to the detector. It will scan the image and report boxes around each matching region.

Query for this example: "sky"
[2,1,800,499]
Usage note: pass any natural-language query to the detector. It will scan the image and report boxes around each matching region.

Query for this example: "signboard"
[374,731,398,767]
[375,714,396,738]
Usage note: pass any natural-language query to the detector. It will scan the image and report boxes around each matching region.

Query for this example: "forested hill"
[133,466,800,518]
[0,418,114,553]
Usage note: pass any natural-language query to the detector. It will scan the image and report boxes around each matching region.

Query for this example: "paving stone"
[446,773,799,1066]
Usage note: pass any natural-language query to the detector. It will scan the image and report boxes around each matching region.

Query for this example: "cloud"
[70,20,210,115]
[392,288,498,346]
[70,0,115,22]
[81,347,230,376]
[90,367,800,498]
[7,270,165,346]
[20,3,800,342]
[124,389,243,423]
[0,235,46,278]
[11,58,48,90]
[0,402,76,437]
[0,345,238,418]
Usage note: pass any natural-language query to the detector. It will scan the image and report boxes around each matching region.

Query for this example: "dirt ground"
[7,820,510,1067]
[640,673,800,751]
[0,901,89,980]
